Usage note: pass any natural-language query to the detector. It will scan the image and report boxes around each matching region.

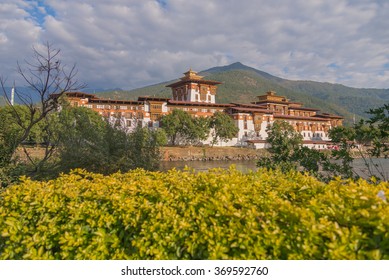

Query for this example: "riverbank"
[160,146,269,161]
[17,145,383,163]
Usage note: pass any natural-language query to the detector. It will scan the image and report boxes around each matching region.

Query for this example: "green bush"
[0,168,388,259]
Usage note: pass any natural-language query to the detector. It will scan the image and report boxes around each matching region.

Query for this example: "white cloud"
[0,0,388,89]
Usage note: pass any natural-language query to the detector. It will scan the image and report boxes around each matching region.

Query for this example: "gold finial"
[182,68,203,80]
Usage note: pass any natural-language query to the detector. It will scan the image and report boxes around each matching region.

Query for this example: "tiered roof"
[166,69,222,88]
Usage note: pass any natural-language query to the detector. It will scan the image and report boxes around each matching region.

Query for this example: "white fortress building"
[65,69,343,149]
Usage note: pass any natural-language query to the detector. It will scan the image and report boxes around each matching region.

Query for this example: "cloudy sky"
[1,0,388,90]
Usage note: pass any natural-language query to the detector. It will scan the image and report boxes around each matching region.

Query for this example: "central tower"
[166,69,221,104]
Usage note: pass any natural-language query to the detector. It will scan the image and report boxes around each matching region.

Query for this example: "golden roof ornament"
[181,68,204,81]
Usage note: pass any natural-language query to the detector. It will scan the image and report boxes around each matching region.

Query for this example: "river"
[160,158,389,180]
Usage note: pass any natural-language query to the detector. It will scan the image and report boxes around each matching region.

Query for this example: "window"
[151,114,160,120]
[244,116,248,129]
[120,106,127,110]
[96,105,104,109]
[126,120,132,127]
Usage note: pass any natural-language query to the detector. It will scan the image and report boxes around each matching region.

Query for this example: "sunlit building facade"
[65,69,343,148]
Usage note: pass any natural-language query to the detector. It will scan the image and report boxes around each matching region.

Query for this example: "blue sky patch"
[24,1,56,26]
[327,63,340,70]
[156,0,168,8]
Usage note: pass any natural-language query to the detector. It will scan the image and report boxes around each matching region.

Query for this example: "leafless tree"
[0,42,85,171]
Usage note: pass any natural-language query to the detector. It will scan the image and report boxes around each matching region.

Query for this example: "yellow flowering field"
[0,167,388,259]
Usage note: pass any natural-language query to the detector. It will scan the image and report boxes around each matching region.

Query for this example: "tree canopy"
[210,112,238,146]
[160,109,210,145]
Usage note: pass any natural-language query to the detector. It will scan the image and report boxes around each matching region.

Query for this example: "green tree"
[55,106,165,174]
[0,105,49,166]
[160,109,209,145]
[267,121,303,162]
[0,42,83,169]
[210,112,238,146]
[365,104,389,157]
[293,146,327,174]
[325,104,389,181]
[257,121,303,172]
[0,105,56,186]
[55,106,109,173]
[0,106,23,166]
[125,127,165,171]
[189,116,210,145]
[324,126,357,179]
[256,120,331,176]
[160,109,190,145]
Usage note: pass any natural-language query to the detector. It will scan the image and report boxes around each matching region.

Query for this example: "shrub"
[0,168,388,259]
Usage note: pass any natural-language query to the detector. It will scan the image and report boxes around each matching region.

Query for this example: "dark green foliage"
[0,106,22,166]
[0,105,51,177]
[124,126,165,171]
[160,110,238,146]
[190,116,211,144]
[0,105,47,166]
[55,106,110,173]
[159,109,192,145]
[160,109,210,145]
[266,121,303,162]
[257,121,303,172]
[210,112,239,146]
[257,120,359,181]
[327,104,389,181]
[293,147,328,174]
[259,104,389,182]
[326,126,357,180]
[365,104,389,157]
[1,105,165,187]
[56,107,164,174]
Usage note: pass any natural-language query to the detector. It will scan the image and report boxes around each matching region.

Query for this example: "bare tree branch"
[1,42,86,171]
